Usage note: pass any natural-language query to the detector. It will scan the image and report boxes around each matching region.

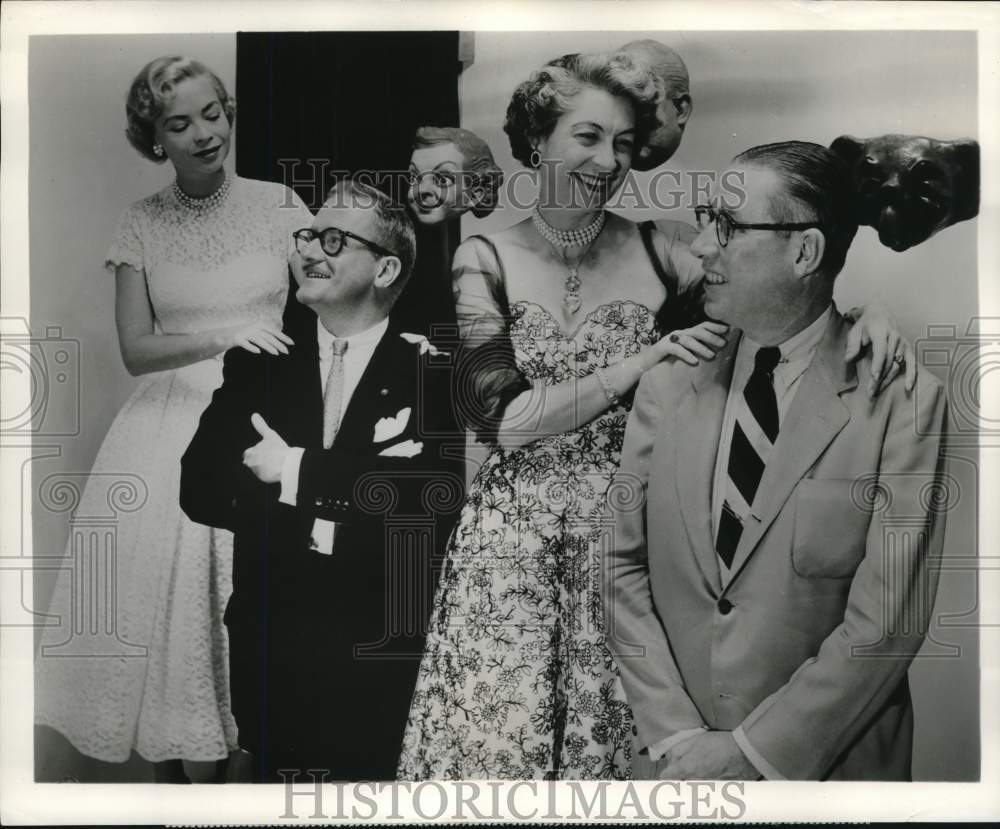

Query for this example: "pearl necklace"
[532,207,607,317]
[172,174,231,213]
[532,206,606,248]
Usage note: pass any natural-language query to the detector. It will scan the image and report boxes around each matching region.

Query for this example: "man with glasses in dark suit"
[182,180,458,782]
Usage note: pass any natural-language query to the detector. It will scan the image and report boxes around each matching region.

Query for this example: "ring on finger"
[669,332,680,343]
[893,353,905,365]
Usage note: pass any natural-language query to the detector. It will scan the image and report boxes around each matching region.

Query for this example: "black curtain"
[235,31,462,341]
[235,31,460,207]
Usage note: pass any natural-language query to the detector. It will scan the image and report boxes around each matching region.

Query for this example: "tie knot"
[330,338,348,356]
[754,346,781,375]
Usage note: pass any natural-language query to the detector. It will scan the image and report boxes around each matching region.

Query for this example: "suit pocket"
[791,478,872,579]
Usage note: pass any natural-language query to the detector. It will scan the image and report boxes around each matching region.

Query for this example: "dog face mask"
[830,134,979,252]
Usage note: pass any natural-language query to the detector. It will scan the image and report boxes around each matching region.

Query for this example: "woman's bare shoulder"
[461,217,535,255]
[479,216,533,242]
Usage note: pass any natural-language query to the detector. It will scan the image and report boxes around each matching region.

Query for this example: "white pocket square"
[378,439,423,458]
[373,407,411,443]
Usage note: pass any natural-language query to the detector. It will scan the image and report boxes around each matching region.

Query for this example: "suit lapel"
[724,313,857,585]
[674,336,740,594]
[284,311,324,447]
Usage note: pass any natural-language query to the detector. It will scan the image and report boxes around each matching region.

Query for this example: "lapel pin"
[380,388,389,396]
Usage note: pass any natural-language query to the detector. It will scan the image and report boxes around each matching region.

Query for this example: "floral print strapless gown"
[399,298,660,780]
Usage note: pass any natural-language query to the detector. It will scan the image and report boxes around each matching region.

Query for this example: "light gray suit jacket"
[605,312,949,780]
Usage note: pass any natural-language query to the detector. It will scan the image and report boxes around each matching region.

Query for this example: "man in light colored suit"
[605,141,949,780]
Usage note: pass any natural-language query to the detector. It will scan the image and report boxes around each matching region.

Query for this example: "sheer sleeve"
[639,219,708,334]
[105,205,145,273]
[452,235,532,445]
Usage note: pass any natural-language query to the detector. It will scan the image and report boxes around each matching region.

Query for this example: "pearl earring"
[153,144,165,157]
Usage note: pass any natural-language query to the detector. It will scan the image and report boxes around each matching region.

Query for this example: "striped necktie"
[322,338,349,449]
[715,345,781,569]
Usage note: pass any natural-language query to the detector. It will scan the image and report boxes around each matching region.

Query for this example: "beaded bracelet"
[595,366,622,407]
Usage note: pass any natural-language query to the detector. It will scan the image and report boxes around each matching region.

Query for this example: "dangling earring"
[529,147,542,168]
[153,143,165,158]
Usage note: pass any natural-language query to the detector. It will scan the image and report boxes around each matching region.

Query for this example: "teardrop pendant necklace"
[532,206,606,318]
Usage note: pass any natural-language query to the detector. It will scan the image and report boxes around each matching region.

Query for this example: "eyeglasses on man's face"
[694,204,821,248]
[293,227,396,259]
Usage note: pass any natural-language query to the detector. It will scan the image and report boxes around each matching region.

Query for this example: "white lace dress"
[34,176,312,763]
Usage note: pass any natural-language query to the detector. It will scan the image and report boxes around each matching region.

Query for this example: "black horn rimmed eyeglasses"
[293,227,397,259]
[694,205,822,248]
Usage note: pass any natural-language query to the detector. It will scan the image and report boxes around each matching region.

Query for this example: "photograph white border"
[2,0,998,823]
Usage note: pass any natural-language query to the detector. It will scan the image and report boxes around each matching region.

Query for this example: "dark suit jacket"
[181,307,461,780]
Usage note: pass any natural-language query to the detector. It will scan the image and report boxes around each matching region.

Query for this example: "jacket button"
[717,598,734,615]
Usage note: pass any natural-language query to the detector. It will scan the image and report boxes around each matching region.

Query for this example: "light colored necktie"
[322,338,349,449]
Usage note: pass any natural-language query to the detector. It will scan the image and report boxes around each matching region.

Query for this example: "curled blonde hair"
[125,56,236,163]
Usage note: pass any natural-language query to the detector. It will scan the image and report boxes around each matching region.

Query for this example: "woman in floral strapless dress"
[398,51,725,781]
[34,56,311,781]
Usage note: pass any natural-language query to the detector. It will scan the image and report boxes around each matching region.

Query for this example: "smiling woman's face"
[535,86,636,210]
[154,74,232,180]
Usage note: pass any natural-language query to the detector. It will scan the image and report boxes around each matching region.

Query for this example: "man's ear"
[673,94,693,127]
[373,256,402,291]
[795,227,826,277]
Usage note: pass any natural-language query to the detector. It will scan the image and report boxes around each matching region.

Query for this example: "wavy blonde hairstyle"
[125,56,236,163]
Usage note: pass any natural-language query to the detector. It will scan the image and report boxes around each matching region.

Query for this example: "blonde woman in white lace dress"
[34,56,311,782]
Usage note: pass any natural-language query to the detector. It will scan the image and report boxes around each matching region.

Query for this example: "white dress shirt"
[278,316,389,553]
[647,305,833,770]
[710,305,833,560]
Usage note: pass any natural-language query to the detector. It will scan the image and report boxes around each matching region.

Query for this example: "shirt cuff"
[732,726,785,780]
[279,447,305,506]
[646,727,708,762]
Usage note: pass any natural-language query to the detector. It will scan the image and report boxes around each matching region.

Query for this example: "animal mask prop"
[829,134,979,252]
